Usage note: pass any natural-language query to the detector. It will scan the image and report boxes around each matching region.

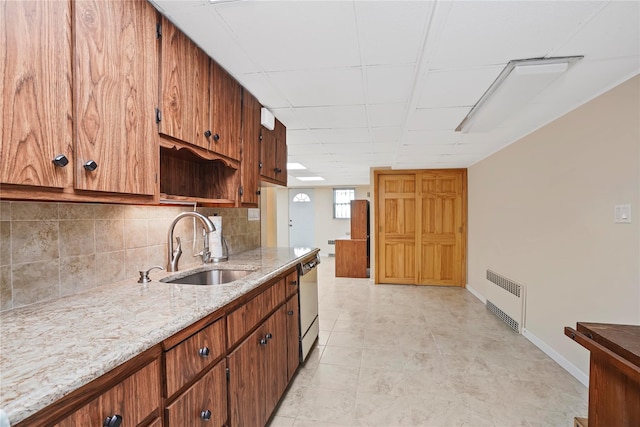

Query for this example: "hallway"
[272,257,588,426]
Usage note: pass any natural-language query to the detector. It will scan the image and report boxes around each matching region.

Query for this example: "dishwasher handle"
[299,254,321,275]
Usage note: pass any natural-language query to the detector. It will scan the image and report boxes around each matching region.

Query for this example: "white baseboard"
[466,283,589,387]
[465,283,486,304]
[523,328,589,387]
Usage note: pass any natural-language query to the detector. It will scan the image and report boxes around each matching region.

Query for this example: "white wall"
[467,75,640,382]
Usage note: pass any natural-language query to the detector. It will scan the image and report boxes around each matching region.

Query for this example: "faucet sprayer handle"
[173,236,182,255]
[138,266,164,283]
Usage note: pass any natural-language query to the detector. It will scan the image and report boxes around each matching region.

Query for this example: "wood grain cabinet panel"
[285,295,300,382]
[74,0,158,195]
[284,270,299,300]
[55,359,161,427]
[210,61,241,161]
[259,118,287,186]
[239,90,261,206]
[0,0,73,189]
[159,16,210,151]
[164,318,226,398]
[335,239,368,278]
[165,361,227,427]
[227,278,285,347]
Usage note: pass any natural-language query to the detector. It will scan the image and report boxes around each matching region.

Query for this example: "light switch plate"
[248,208,260,221]
[614,204,631,223]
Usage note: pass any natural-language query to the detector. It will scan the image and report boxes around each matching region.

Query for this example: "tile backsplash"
[0,201,260,311]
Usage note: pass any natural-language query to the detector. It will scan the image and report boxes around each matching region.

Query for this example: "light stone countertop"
[0,247,319,426]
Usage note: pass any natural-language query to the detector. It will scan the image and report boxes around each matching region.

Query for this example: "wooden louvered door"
[417,170,466,286]
[377,173,417,284]
[375,169,466,287]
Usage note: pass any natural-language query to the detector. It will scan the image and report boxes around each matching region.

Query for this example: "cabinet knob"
[83,160,98,171]
[199,346,210,357]
[200,409,212,420]
[259,338,267,346]
[204,130,212,138]
[103,414,123,427]
[265,333,273,340]
[273,167,282,173]
[290,280,298,286]
[287,310,294,316]
[52,154,69,167]
[213,133,220,142]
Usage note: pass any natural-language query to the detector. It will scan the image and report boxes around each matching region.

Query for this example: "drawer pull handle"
[287,310,294,316]
[104,414,123,427]
[200,409,212,420]
[199,347,210,357]
[259,338,267,346]
[265,333,273,340]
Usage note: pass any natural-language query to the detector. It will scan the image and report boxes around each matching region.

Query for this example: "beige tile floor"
[270,257,588,427]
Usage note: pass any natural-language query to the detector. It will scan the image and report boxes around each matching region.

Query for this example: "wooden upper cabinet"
[0,0,73,189]
[259,118,287,186]
[210,61,241,161]
[239,90,261,206]
[159,16,210,151]
[74,0,158,195]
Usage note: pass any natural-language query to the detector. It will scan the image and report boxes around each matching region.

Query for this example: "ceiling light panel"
[267,68,365,107]
[216,1,359,71]
[355,0,433,66]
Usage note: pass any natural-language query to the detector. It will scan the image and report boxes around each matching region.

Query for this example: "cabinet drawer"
[284,270,299,300]
[166,362,227,427]
[227,279,285,347]
[165,318,226,397]
[55,359,161,426]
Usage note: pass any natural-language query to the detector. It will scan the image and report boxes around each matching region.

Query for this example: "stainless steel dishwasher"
[298,254,320,361]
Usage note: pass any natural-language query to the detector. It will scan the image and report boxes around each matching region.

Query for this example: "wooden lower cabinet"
[165,361,227,427]
[55,359,161,427]
[335,238,368,278]
[227,306,288,427]
[286,295,300,382]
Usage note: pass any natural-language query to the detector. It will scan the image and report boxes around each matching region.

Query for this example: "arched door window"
[293,193,311,202]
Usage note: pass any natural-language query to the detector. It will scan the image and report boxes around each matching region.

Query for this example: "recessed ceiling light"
[296,176,325,181]
[287,162,307,170]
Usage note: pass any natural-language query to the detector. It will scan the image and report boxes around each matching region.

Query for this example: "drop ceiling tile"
[267,68,365,107]
[429,1,606,69]
[402,130,461,145]
[371,127,402,143]
[553,1,639,60]
[216,1,360,71]
[417,67,503,109]
[366,65,415,104]
[286,130,321,145]
[269,108,307,130]
[368,104,407,128]
[406,107,469,131]
[295,105,368,129]
[355,0,433,66]
[312,128,370,144]
[237,73,290,109]
[150,0,208,13]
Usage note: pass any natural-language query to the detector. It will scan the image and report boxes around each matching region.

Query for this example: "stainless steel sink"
[161,269,254,285]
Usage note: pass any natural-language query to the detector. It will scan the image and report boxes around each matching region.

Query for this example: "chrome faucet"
[167,212,216,272]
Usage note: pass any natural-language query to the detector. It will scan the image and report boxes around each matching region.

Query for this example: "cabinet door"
[74,0,158,195]
[227,325,266,427]
[166,361,227,427]
[159,16,210,150]
[263,306,288,420]
[55,359,161,427]
[274,119,288,185]
[285,296,300,382]
[259,127,277,181]
[210,61,241,161]
[0,0,72,188]
[239,90,261,206]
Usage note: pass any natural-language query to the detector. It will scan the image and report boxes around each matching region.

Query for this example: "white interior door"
[289,189,315,248]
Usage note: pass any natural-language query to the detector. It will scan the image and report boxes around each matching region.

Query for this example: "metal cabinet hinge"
[226,367,230,380]
[155,108,161,123]
[239,186,244,196]
[156,23,162,39]
[258,161,263,169]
